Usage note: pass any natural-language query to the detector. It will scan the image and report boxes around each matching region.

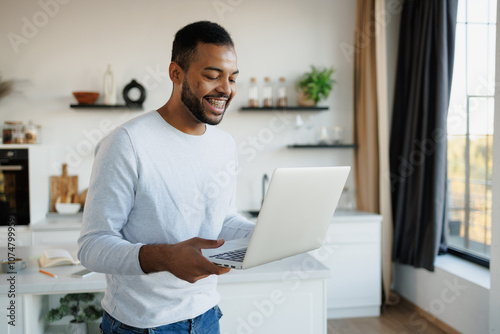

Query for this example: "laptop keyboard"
[209,248,247,262]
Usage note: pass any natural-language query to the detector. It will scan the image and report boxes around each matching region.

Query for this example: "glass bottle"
[103,64,117,105]
[248,77,259,107]
[277,77,287,108]
[263,77,273,107]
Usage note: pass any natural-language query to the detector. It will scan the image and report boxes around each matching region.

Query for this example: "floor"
[327,302,454,334]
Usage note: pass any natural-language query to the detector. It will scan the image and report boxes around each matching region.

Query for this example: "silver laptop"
[202,166,350,269]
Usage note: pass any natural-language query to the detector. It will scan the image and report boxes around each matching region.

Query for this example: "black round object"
[122,79,146,107]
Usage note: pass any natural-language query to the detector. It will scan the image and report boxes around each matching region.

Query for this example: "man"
[78,21,255,334]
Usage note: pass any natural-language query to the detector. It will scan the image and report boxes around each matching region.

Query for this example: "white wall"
[0,0,357,212]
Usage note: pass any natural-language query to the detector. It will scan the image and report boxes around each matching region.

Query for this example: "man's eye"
[206,75,217,80]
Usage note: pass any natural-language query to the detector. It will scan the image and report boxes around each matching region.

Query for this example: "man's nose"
[216,78,231,95]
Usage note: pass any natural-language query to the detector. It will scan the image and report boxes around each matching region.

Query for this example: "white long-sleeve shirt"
[78,110,254,328]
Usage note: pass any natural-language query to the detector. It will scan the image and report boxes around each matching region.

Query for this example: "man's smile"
[204,96,229,114]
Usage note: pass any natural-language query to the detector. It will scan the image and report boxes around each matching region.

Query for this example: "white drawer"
[324,221,381,244]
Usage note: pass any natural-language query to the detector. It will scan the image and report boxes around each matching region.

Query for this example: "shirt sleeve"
[77,127,145,275]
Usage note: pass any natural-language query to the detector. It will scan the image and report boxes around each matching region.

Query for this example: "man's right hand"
[138,237,231,283]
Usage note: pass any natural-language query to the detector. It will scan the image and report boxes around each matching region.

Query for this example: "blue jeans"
[100,306,223,334]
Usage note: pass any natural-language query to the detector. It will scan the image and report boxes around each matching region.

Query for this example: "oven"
[0,149,30,226]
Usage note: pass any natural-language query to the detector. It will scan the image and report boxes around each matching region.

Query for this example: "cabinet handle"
[0,165,23,171]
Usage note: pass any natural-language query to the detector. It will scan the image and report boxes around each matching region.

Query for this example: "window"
[447,0,496,265]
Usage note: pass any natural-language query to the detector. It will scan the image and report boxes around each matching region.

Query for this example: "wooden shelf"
[240,106,328,111]
[287,144,357,149]
[70,104,142,110]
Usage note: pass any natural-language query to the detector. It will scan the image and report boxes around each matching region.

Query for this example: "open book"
[38,249,80,268]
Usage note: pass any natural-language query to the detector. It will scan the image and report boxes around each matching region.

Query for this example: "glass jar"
[24,120,37,144]
[3,121,22,144]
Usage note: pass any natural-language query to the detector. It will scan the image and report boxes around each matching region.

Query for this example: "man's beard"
[181,78,227,126]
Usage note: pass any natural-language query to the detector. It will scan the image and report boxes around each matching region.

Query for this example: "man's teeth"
[207,99,225,108]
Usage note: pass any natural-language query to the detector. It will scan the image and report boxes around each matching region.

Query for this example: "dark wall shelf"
[240,106,328,111]
[287,144,357,149]
[70,104,142,110]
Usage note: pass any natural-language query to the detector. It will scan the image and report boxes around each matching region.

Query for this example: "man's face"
[180,43,238,126]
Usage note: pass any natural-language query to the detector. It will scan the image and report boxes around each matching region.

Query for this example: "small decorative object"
[296,65,335,106]
[103,64,117,105]
[317,126,330,145]
[72,92,99,105]
[45,293,103,334]
[248,77,259,107]
[122,79,146,107]
[332,126,344,144]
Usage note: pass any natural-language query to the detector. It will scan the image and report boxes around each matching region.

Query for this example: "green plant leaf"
[297,65,335,103]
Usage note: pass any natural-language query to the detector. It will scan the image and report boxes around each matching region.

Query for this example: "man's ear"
[169,62,184,84]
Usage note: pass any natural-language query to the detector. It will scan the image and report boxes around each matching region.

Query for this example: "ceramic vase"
[67,321,87,334]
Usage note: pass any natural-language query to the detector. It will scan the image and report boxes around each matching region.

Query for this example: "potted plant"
[45,293,103,334]
[296,65,335,106]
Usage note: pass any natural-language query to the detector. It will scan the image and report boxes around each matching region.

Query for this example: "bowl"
[55,202,81,214]
[73,91,99,105]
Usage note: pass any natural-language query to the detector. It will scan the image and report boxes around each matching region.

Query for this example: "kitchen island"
[0,245,329,334]
[1,209,382,333]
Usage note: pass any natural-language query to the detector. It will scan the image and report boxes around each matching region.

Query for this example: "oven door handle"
[0,165,23,171]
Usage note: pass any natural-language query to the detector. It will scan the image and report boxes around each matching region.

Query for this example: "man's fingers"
[191,237,225,250]
[199,256,231,276]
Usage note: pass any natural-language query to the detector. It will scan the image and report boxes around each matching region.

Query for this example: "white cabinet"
[309,211,382,319]
[0,227,31,247]
[31,230,80,246]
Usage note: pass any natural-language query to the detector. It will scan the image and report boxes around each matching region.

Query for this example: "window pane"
[490,0,498,23]
[449,24,467,135]
[447,0,494,263]
[467,24,490,95]
[469,97,494,135]
[457,0,466,23]
[447,135,466,247]
[467,0,490,23]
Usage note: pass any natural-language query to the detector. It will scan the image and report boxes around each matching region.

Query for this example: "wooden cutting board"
[50,163,78,212]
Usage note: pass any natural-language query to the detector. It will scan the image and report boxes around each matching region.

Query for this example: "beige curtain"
[353,0,396,306]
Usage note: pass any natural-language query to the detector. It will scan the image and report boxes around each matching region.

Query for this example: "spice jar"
[3,121,22,144]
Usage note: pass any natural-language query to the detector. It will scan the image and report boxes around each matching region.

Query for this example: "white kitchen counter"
[0,245,329,334]
[29,209,377,231]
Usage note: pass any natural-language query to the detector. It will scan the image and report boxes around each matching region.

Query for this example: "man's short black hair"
[172,21,234,71]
